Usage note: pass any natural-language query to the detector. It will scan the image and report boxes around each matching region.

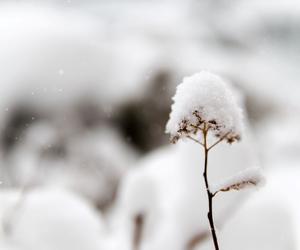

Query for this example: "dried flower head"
[166,71,243,143]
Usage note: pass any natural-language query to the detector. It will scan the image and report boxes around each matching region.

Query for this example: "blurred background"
[0,0,299,250]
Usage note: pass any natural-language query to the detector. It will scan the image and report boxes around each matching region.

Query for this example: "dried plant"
[166,71,263,250]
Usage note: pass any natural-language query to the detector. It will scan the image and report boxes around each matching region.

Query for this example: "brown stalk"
[202,125,220,250]
[186,124,226,250]
[133,213,144,250]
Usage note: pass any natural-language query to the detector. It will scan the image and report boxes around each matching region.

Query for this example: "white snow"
[0,187,106,250]
[166,71,244,143]
[0,0,299,249]
[210,167,265,195]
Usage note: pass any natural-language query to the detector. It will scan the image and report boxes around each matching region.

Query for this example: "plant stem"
[133,214,144,250]
[203,129,220,250]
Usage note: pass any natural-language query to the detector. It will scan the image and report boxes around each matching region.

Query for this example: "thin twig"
[190,124,203,132]
[207,132,230,151]
[187,135,204,147]
[212,191,218,198]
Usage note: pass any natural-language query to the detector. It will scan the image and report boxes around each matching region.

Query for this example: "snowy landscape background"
[0,0,299,249]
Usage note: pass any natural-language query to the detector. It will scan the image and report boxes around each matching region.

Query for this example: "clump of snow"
[120,173,160,218]
[210,167,265,195]
[1,187,106,250]
[166,71,244,143]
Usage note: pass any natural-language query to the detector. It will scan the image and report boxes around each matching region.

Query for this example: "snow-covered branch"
[210,167,265,195]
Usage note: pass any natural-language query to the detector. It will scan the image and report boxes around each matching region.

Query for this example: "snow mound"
[0,187,106,250]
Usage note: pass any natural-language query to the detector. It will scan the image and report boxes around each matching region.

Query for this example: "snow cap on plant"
[166,71,244,143]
